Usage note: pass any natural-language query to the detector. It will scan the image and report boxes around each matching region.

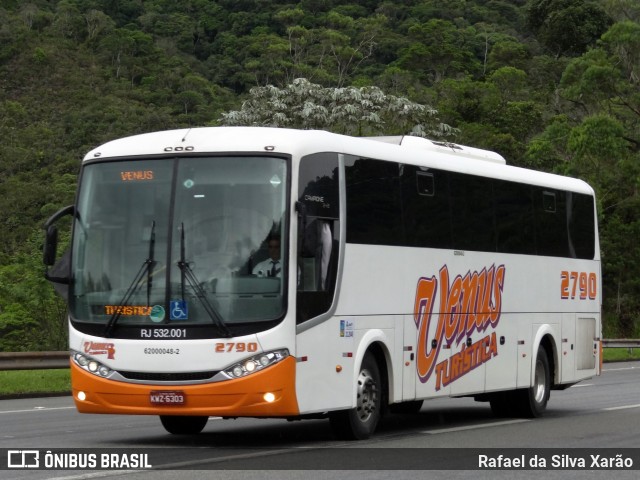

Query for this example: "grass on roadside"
[0,369,70,395]
[602,347,640,363]
[0,348,638,396]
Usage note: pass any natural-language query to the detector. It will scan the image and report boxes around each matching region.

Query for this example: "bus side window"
[296,153,340,324]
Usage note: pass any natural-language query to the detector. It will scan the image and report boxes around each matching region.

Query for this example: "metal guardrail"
[0,340,638,371]
[0,351,69,371]
[601,339,640,349]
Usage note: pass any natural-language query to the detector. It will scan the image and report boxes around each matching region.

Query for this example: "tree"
[526,0,613,57]
[397,19,481,84]
[524,114,573,170]
[560,22,640,151]
[0,233,69,352]
[219,77,456,138]
[487,39,530,72]
[603,0,640,23]
[99,28,154,81]
[84,9,114,43]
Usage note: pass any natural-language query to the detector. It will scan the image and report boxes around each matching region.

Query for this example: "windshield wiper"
[104,221,156,337]
[177,223,232,338]
[147,221,156,306]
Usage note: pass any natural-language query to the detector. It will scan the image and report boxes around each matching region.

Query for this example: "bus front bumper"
[70,356,299,417]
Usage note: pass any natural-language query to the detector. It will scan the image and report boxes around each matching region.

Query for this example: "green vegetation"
[1,1,640,351]
[602,348,640,363]
[0,369,70,396]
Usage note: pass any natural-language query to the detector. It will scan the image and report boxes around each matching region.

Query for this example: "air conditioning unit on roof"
[367,135,506,165]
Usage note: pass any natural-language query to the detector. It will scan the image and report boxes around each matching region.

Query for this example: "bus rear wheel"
[329,353,381,440]
[160,415,209,435]
[490,347,551,418]
[515,347,551,417]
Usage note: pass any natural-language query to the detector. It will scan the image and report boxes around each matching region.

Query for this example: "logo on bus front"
[84,341,116,360]
[413,264,506,391]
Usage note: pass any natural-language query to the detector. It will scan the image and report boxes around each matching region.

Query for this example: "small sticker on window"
[270,175,282,187]
[150,305,165,323]
[170,300,188,320]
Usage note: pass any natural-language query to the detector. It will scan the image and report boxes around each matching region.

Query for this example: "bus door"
[402,314,417,401]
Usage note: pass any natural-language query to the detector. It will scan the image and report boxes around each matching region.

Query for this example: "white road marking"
[0,406,75,414]
[423,418,530,434]
[603,403,640,411]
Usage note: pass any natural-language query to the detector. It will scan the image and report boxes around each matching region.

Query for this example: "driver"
[252,235,282,278]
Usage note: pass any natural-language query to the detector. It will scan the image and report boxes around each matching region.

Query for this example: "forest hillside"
[0,0,639,350]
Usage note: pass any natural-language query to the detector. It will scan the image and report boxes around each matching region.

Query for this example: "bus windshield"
[70,156,288,333]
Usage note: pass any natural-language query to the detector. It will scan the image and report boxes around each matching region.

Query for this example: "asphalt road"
[1,361,639,480]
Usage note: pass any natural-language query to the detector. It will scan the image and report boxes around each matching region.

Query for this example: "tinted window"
[535,188,569,257]
[298,152,339,219]
[401,166,452,249]
[345,156,402,245]
[495,180,535,254]
[342,156,595,260]
[450,173,495,252]
[568,193,595,259]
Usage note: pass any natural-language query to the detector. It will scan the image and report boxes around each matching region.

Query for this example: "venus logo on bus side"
[413,264,506,389]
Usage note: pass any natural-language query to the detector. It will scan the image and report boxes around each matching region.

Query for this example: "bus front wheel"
[160,415,209,434]
[329,353,381,440]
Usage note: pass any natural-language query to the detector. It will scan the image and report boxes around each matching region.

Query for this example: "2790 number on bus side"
[561,271,597,300]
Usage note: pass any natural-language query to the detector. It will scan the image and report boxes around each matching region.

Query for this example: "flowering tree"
[219,78,457,138]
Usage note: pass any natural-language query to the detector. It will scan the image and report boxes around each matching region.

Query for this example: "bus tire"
[329,353,381,440]
[516,347,551,418]
[160,415,208,434]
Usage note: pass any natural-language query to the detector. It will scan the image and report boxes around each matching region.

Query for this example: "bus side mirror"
[43,225,58,266]
[42,204,74,284]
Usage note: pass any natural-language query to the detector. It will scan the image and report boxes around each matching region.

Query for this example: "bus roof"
[85,127,594,196]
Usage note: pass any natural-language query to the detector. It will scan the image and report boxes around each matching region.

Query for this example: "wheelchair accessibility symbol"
[170,300,188,320]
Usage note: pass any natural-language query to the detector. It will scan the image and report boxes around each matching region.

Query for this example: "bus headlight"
[72,351,112,378]
[224,349,289,379]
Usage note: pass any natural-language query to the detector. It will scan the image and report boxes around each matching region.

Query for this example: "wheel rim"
[356,368,378,422]
[533,357,547,404]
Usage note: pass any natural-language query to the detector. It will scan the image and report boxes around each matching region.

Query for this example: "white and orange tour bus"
[43,127,601,439]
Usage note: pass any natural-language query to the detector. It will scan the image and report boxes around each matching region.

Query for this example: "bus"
[43,127,601,439]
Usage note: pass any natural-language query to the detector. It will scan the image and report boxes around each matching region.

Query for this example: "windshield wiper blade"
[177,223,232,338]
[147,220,156,306]
[104,221,157,337]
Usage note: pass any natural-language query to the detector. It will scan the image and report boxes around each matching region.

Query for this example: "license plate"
[150,390,185,405]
